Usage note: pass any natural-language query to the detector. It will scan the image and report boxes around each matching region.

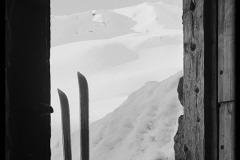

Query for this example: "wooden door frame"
[5,0,52,160]
[5,0,237,160]
[182,0,236,160]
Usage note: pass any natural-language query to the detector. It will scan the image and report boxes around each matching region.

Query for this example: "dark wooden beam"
[5,0,51,160]
[204,0,218,159]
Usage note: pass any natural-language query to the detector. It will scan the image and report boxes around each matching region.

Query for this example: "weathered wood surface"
[218,0,235,159]
[78,72,89,160]
[219,102,235,160]
[58,89,72,160]
[183,0,204,159]
[218,0,235,102]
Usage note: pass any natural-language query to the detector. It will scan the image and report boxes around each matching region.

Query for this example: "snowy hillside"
[50,1,183,152]
[51,71,183,160]
[51,0,181,15]
[51,2,182,46]
[51,10,136,46]
[50,1,183,158]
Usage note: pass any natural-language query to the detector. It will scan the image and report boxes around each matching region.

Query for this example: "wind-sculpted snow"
[51,10,136,46]
[112,2,182,32]
[51,1,183,159]
[51,71,183,160]
[51,2,182,46]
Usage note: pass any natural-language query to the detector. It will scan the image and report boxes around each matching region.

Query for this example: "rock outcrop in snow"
[174,76,185,160]
[51,71,183,160]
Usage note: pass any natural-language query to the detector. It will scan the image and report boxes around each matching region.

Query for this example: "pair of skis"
[58,72,89,160]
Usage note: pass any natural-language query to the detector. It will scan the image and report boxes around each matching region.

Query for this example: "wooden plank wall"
[219,103,235,160]
[183,0,205,159]
[218,0,235,103]
[218,0,235,159]
[181,0,235,159]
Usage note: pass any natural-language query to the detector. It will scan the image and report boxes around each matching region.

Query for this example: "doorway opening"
[50,1,183,160]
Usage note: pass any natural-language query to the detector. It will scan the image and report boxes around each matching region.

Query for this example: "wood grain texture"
[219,102,235,160]
[78,72,89,160]
[218,0,235,102]
[218,1,235,159]
[58,89,72,160]
[183,0,204,159]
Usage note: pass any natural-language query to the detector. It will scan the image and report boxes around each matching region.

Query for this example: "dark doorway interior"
[5,0,52,160]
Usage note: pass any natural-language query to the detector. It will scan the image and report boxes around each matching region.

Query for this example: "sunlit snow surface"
[51,71,183,160]
[51,1,183,160]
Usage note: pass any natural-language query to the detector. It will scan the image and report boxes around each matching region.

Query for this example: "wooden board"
[218,0,235,102]
[183,0,204,159]
[219,102,235,160]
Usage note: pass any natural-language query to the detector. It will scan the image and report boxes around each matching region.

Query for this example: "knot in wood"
[197,117,200,122]
[220,70,223,75]
[190,0,195,11]
[195,87,199,93]
[190,43,196,52]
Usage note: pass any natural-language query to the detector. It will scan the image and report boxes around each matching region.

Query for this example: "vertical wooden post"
[219,102,235,160]
[204,0,218,159]
[218,0,235,103]
[5,0,51,159]
[218,0,235,159]
[180,0,235,159]
[183,0,204,159]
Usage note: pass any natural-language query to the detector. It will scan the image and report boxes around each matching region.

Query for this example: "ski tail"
[58,89,72,160]
[77,72,89,160]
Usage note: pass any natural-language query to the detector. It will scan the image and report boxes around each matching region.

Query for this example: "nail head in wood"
[197,117,200,122]
[220,70,223,75]
[221,145,224,149]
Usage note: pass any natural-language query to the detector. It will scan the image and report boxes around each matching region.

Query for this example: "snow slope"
[50,1,183,150]
[113,2,181,32]
[51,0,182,15]
[51,71,183,160]
[51,2,182,46]
[50,37,183,128]
[51,10,136,46]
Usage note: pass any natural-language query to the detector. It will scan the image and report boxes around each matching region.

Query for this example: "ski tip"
[77,71,87,80]
[57,88,65,96]
[77,71,83,77]
[57,89,69,105]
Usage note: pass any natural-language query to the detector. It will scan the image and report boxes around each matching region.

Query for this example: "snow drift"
[51,2,182,46]
[51,71,183,160]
